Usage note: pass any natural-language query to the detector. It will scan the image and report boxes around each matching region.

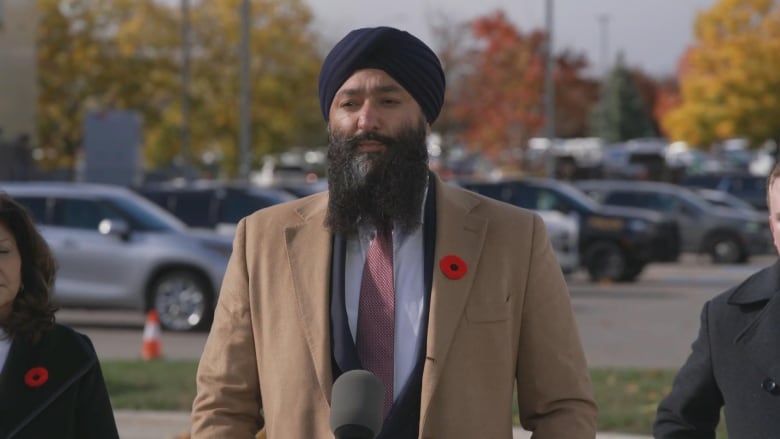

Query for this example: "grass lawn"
[103,359,199,411]
[591,368,672,434]
[102,360,727,437]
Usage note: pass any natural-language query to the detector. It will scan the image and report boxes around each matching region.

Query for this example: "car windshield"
[106,191,187,232]
[699,190,757,212]
[548,181,602,213]
[675,187,717,211]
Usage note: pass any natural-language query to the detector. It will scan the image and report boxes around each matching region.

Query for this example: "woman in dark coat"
[0,192,119,438]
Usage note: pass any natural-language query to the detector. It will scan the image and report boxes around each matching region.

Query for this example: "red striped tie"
[356,227,395,415]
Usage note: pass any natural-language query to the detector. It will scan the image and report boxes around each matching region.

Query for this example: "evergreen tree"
[590,53,656,143]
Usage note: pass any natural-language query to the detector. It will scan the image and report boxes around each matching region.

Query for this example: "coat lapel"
[734,261,780,382]
[284,194,335,404]
[420,180,487,424]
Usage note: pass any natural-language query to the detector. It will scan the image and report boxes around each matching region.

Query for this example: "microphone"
[330,369,385,439]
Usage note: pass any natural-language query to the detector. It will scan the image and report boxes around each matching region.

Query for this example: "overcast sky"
[303,0,716,77]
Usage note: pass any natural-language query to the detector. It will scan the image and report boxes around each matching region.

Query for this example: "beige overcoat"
[191,176,597,438]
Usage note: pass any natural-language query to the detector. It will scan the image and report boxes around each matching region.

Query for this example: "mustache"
[342,132,398,150]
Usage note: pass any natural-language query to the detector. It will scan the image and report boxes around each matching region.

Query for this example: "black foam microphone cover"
[330,369,385,439]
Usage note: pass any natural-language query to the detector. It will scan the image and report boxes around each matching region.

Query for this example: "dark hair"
[0,192,58,342]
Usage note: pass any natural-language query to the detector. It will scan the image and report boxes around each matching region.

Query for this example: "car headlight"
[626,219,649,233]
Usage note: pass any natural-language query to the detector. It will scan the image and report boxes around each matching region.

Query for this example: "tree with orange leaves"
[449,10,595,163]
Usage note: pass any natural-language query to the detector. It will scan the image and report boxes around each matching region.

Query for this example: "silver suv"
[0,182,232,331]
[575,180,770,264]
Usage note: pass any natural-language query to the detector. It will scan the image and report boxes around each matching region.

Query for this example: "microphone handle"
[333,423,375,439]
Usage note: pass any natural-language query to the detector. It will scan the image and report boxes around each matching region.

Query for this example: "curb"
[115,410,191,439]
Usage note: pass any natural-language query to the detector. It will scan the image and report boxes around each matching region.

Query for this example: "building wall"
[0,0,37,142]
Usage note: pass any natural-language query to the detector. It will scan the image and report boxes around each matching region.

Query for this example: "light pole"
[181,0,192,179]
[544,0,556,177]
[598,14,611,76]
[239,0,251,180]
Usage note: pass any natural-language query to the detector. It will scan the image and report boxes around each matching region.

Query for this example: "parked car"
[601,138,684,181]
[692,187,763,214]
[1,181,232,331]
[458,177,680,282]
[680,173,768,212]
[139,181,295,236]
[691,188,773,255]
[535,210,580,275]
[575,180,770,263]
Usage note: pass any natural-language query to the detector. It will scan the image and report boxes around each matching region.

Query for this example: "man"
[654,162,780,437]
[191,26,597,438]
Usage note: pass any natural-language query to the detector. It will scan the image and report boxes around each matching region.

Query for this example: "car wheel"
[708,234,745,264]
[148,270,213,332]
[618,261,646,282]
[584,241,626,282]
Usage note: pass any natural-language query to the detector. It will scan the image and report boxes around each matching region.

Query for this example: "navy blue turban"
[318,26,446,124]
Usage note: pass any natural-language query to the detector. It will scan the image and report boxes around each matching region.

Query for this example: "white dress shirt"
[345,223,426,402]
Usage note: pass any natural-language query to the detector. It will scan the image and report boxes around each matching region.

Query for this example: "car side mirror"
[98,218,130,240]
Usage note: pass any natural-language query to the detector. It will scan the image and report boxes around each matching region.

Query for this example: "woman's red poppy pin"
[440,254,467,280]
[24,367,49,388]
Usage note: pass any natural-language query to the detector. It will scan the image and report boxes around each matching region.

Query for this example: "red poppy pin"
[24,367,49,388]
[440,254,467,280]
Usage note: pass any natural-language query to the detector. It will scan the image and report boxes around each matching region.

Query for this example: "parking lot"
[56,253,776,369]
[568,253,774,368]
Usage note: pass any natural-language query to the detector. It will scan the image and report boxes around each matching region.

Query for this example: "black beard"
[325,120,430,236]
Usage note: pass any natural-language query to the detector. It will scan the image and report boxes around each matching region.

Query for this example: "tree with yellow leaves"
[36,0,323,177]
[662,0,780,149]
[181,0,324,177]
[36,0,166,172]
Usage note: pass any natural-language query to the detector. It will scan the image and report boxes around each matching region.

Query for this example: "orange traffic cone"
[141,310,162,360]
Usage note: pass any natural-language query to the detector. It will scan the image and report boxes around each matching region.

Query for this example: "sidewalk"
[115,410,652,439]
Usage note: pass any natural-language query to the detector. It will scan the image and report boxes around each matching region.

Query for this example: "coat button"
[762,378,778,394]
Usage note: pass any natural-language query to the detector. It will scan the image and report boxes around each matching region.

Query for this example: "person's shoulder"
[40,323,97,359]
[711,260,780,308]
[26,324,103,387]
[244,191,328,225]
[441,182,534,218]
